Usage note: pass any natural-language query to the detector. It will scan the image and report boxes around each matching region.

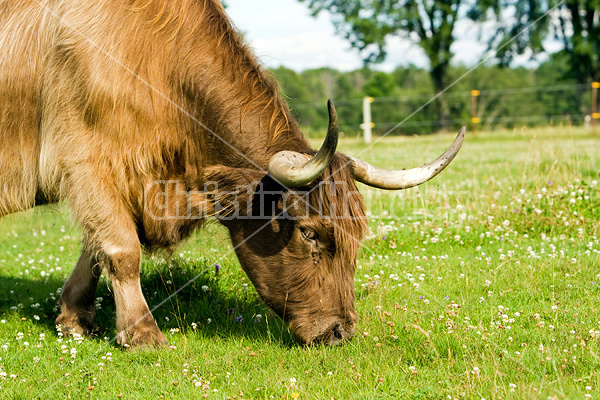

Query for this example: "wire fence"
[289,82,598,137]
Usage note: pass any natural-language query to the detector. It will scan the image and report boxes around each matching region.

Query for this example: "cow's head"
[203,101,465,345]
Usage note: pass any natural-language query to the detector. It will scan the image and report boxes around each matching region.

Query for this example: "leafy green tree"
[273,62,583,136]
[543,0,599,117]
[363,72,397,98]
[472,0,598,83]
[297,0,464,127]
[468,0,550,66]
[471,0,598,117]
[553,0,599,83]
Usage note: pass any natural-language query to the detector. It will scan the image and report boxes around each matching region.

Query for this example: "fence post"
[593,82,599,135]
[471,90,480,136]
[362,96,374,144]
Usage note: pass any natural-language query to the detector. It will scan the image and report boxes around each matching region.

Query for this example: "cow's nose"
[328,322,354,346]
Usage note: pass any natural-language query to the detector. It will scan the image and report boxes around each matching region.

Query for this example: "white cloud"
[251,32,363,71]
[227,0,366,71]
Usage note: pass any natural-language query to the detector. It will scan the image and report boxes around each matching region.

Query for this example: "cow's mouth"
[300,321,355,346]
[311,322,345,346]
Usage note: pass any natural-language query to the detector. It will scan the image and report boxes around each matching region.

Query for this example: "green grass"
[0,126,599,399]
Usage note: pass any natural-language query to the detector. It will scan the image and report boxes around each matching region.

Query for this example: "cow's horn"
[350,127,465,190]
[268,99,339,187]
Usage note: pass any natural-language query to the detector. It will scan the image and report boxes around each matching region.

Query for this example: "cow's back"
[0,1,50,216]
[0,0,201,218]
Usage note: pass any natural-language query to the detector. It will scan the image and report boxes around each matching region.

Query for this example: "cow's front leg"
[105,248,167,348]
[56,248,101,336]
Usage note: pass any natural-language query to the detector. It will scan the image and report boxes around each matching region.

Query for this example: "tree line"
[271,52,593,136]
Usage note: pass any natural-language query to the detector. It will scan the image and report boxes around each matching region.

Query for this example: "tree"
[472,0,598,83]
[471,0,598,116]
[297,0,463,127]
[468,0,550,66]
[553,0,599,83]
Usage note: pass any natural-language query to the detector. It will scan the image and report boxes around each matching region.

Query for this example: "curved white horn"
[350,127,465,190]
[268,100,339,187]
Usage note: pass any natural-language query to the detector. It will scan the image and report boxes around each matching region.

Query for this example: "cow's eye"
[300,227,317,242]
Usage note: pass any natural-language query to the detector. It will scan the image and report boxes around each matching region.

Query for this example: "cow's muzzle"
[309,320,355,346]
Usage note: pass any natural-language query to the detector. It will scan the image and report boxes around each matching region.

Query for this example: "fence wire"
[289,83,596,136]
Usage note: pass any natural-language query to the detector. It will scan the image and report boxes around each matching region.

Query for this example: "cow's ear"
[200,166,283,219]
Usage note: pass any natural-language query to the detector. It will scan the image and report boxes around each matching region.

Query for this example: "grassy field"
[0,126,599,399]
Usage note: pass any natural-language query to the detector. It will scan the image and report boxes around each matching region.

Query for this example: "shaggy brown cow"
[0,0,464,347]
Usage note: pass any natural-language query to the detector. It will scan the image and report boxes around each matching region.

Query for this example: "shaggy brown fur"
[0,0,367,346]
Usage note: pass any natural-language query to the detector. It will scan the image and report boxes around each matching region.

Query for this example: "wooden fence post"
[471,90,480,136]
[362,96,374,144]
[592,82,599,135]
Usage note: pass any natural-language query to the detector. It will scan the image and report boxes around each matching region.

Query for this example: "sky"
[225,0,560,72]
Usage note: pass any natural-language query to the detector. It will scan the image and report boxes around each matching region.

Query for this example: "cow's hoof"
[56,311,98,337]
[116,325,167,349]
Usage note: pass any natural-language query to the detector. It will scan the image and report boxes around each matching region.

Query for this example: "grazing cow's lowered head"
[194,102,465,345]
